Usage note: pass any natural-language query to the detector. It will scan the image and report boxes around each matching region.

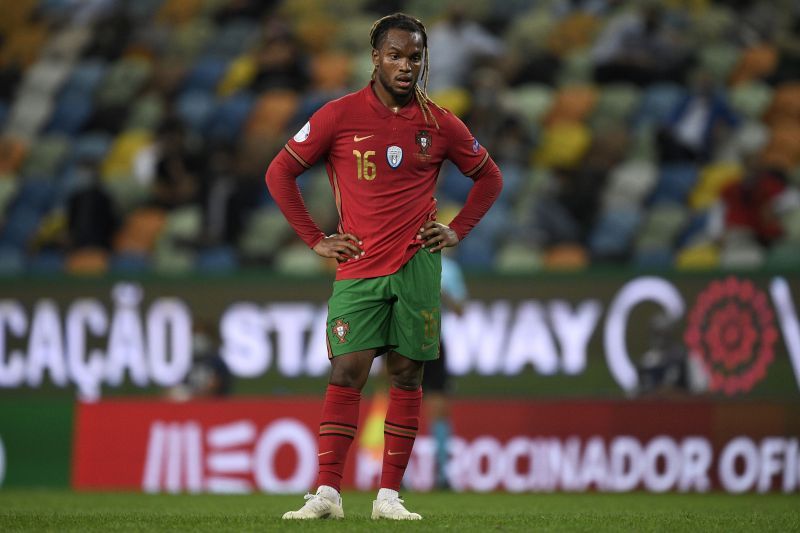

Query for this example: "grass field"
[1,490,798,532]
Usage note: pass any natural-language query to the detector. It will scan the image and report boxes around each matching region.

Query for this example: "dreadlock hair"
[369,13,441,129]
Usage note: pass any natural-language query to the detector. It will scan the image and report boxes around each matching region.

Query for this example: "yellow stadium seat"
[217,55,257,97]
[676,243,720,270]
[100,130,154,180]
[689,162,743,210]
[534,122,592,169]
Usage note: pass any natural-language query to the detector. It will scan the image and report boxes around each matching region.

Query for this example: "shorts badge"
[332,319,350,343]
[387,145,403,168]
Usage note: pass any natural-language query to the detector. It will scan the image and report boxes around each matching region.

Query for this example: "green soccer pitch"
[1,490,798,532]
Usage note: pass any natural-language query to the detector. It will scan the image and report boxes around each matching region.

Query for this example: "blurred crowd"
[0,0,799,275]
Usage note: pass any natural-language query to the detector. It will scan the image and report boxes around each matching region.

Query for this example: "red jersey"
[275,82,496,280]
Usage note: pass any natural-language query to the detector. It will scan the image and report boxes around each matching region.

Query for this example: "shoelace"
[302,493,330,512]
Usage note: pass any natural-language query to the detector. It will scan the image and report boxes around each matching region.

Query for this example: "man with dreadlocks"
[266,12,502,520]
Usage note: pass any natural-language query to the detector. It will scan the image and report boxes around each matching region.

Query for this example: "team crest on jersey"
[293,121,311,142]
[415,130,432,155]
[472,138,480,153]
[332,319,350,343]
[387,146,403,168]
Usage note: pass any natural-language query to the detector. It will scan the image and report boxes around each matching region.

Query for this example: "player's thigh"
[327,277,395,357]
[390,249,442,361]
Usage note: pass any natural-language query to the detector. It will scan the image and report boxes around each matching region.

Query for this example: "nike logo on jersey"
[318,450,334,457]
[353,134,374,142]
[387,450,407,456]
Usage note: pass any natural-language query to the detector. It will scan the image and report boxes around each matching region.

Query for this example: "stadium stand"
[0,0,798,275]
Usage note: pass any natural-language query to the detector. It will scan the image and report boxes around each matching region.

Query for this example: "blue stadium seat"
[648,164,699,206]
[206,91,255,141]
[633,247,674,270]
[633,83,687,129]
[71,133,112,164]
[205,20,260,58]
[110,252,151,273]
[46,90,94,134]
[196,246,239,273]
[29,250,66,275]
[182,56,229,93]
[176,90,216,133]
[589,209,642,259]
[60,59,107,96]
[0,246,25,275]
[0,206,43,248]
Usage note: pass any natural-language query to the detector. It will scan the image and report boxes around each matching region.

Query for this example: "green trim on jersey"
[326,249,442,361]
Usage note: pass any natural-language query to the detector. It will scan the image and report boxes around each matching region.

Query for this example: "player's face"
[372,28,423,106]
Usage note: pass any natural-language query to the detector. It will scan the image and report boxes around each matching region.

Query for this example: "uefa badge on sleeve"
[387,146,403,168]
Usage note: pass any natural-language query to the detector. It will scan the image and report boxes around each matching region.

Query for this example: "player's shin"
[316,384,362,491]
[380,386,422,490]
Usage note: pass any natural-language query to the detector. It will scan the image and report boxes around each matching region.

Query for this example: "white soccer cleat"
[371,496,422,520]
[282,492,344,520]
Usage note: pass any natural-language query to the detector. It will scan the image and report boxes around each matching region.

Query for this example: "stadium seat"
[169,17,216,60]
[182,55,229,94]
[0,206,41,248]
[95,58,153,108]
[543,85,598,126]
[311,52,353,92]
[66,247,109,275]
[729,44,778,85]
[588,209,641,259]
[542,243,588,271]
[633,247,673,270]
[275,243,325,274]
[110,251,151,273]
[205,91,255,141]
[0,246,25,275]
[504,84,553,126]
[729,82,772,120]
[196,246,239,273]
[205,20,260,59]
[176,90,216,134]
[635,204,689,250]
[633,84,687,129]
[763,82,800,126]
[157,0,203,26]
[698,42,740,83]
[720,230,765,269]
[125,94,165,131]
[245,90,300,139]
[238,206,292,260]
[602,159,658,210]
[20,135,70,179]
[0,178,18,214]
[591,84,641,125]
[217,55,257,97]
[28,250,66,275]
[649,164,699,206]
[689,162,742,210]
[60,59,107,96]
[765,239,800,269]
[675,242,720,270]
[494,242,542,273]
[534,122,592,169]
[100,130,153,180]
[46,90,94,135]
[0,137,29,175]
[114,207,167,254]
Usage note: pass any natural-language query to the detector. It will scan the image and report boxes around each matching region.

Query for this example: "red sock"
[315,383,361,491]
[380,386,422,491]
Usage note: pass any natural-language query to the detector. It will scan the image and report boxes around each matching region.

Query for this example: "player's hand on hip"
[313,233,364,262]
[419,221,459,253]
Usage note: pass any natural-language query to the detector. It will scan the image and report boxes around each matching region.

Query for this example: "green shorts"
[326,249,441,361]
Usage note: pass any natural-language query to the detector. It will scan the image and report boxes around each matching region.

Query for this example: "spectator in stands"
[716,155,791,246]
[167,323,232,401]
[657,70,739,164]
[427,4,506,92]
[66,161,119,251]
[151,118,203,209]
[250,15,310,93]
[591,3,690,86]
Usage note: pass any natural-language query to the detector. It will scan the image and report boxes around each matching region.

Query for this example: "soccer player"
[265,12,502,520]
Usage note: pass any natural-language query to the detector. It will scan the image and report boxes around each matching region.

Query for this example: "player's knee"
[389,366,423,390]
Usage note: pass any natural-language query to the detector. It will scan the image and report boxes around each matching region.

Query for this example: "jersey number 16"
[353,150,377,181]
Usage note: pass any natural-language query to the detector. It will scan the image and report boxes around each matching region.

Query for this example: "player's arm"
[264,107,363,262]
[419,116,503,252]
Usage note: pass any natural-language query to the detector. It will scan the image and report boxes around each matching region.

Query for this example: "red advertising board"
[73,398,800,494]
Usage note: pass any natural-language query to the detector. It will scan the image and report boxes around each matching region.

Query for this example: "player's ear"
[371,48,379,67]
